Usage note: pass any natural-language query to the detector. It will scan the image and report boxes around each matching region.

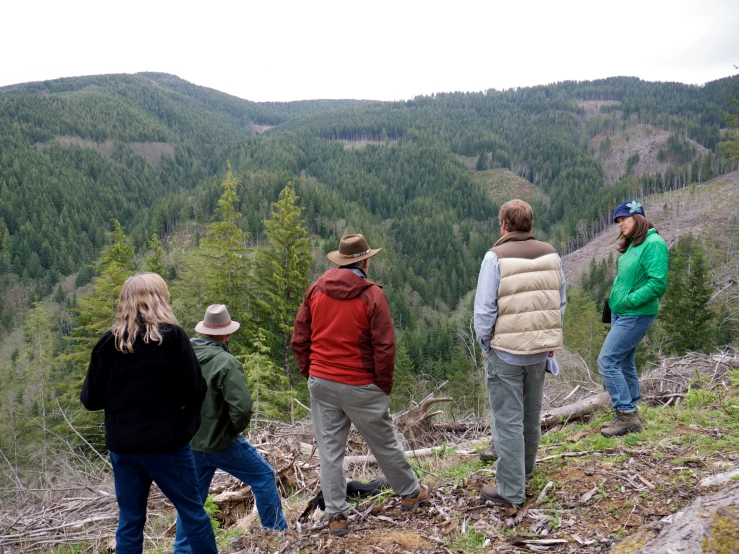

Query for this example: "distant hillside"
[469,168,546,206]
[591,124,709,184]
[562,170,739,285]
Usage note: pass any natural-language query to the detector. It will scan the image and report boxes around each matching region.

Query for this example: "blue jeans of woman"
[597,314,656,412]
[173,436,287,553]
[109,446,217,554]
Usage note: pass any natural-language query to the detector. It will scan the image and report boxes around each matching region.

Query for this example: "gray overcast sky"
[3,0,738,102]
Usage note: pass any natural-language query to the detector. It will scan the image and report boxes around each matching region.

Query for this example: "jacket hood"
[316,267,376,300]
[190,338,227,364]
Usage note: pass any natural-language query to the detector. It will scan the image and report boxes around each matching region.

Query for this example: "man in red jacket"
[292,234,430,537]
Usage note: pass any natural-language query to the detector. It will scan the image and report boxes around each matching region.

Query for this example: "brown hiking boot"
[601,411,643,437]
[400,484,431,512]
[601,409,641,428]
[479,446,498,462]
[480,485,522,509]
[328,513,349,536]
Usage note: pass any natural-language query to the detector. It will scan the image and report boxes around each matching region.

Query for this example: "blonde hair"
[111,273,177,353]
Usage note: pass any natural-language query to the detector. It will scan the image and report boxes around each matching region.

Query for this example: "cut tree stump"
[609,483,739,553]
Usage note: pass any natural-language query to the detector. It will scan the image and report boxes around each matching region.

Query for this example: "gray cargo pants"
[308,376,419,517]
[487,354,546,505]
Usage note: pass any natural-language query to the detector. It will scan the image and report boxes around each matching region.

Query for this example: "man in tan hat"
[292,234,430,537]
[174,305,287,553]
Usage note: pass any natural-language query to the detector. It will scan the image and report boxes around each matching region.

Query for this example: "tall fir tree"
[21,302,57,474]
[254,182,312,386]
[173,165,256,350]
[144,234,167,279]
[73,219,136,350]
[659,236,714,355]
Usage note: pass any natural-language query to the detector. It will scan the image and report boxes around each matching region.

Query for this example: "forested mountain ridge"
[0,73,367,324]
[1,71,738,367]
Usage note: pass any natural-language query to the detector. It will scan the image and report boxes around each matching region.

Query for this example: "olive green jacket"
[608,229,669,316]
[190,338,253,453]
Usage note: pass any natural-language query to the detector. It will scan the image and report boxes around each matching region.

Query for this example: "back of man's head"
[499,199,533,233]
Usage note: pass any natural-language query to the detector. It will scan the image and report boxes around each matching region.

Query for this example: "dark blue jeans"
[597,314,656,412]
[109,446,217,554]
[173,437,287,553]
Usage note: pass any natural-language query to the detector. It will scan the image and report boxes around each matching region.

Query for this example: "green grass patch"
[439,459,486,483]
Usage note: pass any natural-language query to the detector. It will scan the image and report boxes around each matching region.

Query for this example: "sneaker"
[479,447,498,462]
[400,484,431,512]
[601,411,643,438]
[480,485,522,509]
[328,513,349,537]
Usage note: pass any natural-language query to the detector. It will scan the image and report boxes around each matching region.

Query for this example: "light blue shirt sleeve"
[474,251,500,354]
[558,254,567,321]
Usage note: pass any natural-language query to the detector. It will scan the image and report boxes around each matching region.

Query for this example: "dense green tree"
[240,329,293,422]
[73,219,136,348]
[563,286,608,371]
[144,234,167,278]
[173,166,256,352]
[253,182,312,421]
[659,236,714,355]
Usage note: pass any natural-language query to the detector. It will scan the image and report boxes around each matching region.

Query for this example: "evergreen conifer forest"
[0,71,738,492]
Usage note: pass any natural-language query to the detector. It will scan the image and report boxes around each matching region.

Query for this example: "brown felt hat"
[195,304,240,335]
[326,234,382,266]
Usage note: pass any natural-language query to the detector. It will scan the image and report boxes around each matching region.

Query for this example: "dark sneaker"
[480,485,522,509]
[479,447,498,462]
[328,513,349,537]
[400,484,431,512]
[601,411,643,438]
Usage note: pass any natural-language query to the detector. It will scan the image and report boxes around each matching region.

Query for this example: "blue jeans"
[597,314,656,412]
[486,353,547,506]
[173,437,287,553]
[109,446,217,554]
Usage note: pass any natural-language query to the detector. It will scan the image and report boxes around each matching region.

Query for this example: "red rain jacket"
[291,268,396,394]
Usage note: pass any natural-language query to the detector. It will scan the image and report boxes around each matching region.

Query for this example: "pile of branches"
[1,485,129,552]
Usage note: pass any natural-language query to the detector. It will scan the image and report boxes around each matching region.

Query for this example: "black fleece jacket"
[81,324,206,454]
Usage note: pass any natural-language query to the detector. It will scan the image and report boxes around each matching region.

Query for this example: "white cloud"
[2,0,737,101]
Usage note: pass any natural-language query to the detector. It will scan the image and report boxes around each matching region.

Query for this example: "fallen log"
[342,440,482,469]
[540,392,610,430]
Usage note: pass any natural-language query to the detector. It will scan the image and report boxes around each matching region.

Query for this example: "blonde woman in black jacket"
[81,273,217,554]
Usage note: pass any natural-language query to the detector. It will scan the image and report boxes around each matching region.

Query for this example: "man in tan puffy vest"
[474,199,566,509]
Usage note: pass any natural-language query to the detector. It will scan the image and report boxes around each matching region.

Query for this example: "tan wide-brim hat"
[195,304,241,335]
[327,234,382,266]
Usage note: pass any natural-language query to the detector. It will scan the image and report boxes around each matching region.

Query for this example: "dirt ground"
[221,440,734,553]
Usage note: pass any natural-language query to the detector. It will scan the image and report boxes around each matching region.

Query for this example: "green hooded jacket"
[190,338,253,453]
[608,228,669,316]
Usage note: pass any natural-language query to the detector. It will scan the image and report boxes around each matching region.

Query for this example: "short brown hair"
[499,199,533,233]
[616,214,657,253]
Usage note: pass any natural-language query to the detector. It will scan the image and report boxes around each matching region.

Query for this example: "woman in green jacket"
[598,200,668,438]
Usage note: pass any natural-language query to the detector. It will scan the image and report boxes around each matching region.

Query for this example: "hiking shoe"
[480,485,522,509]
[479,447,498,462]
[600,412,618,428]
[601,411,643,438]
[601,409,641,428]
[400,484,431,512]
[328,514,349,537]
